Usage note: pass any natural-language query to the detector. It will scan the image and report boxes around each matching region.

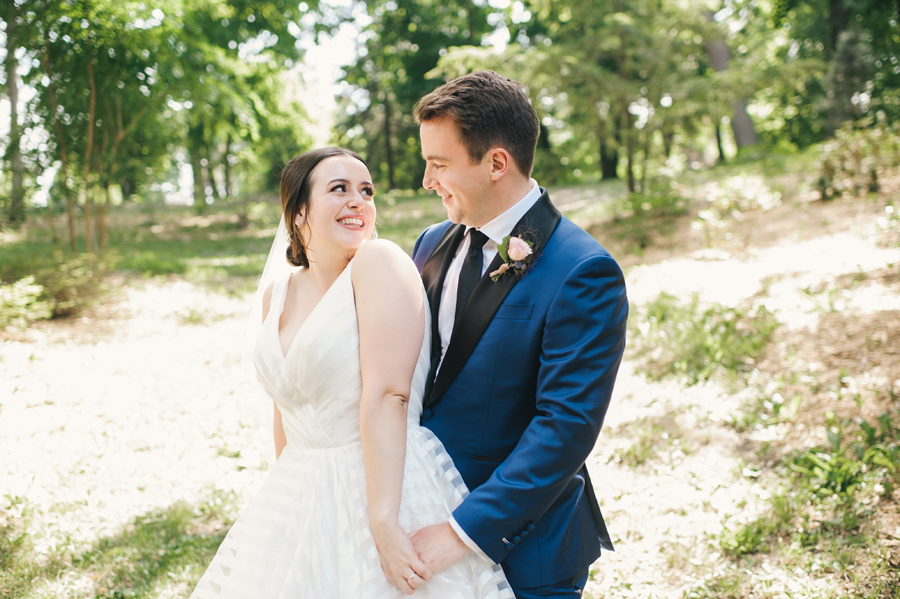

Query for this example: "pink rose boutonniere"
[490,235,535,281]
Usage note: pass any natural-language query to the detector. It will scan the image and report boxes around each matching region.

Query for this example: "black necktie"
[455,229,489,329]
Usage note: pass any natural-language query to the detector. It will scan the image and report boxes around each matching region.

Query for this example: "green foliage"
[610,414,689,470]
[603,186,690,255]
[333,0,494,190]
[36,254,113,318]
[0,276,52,331]
[375,188,449,253]
[730,390,803,433]
[0,496,31,573]
[719,409,900,570]
[786,411,900,501]
[629,293,779,385]
[0,251,112,322]
[692,174,782,247]
[77,500,230,597]
[817,115,900,201]
[0,492,236,599]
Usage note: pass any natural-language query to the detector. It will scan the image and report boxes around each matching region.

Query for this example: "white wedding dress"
[190,263,513,598]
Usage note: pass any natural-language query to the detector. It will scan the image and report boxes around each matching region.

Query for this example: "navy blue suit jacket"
[411,191,628,588]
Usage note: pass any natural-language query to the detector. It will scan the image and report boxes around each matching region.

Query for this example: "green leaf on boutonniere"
[497,235,511,263]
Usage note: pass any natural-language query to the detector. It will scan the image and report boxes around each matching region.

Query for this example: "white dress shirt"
[435,179,542,560]
[436,180,542,367]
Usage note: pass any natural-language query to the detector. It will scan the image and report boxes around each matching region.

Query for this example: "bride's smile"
[298,155,376,261]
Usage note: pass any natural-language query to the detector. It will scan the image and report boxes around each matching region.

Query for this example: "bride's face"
[298,155,376,260]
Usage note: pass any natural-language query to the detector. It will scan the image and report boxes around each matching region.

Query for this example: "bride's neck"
[303,249,350,292]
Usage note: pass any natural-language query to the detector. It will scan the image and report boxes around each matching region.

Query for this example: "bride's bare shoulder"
[351,239,419,287]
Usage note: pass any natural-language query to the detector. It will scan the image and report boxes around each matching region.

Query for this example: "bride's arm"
[262,282,288,459]
[352,239,433,594]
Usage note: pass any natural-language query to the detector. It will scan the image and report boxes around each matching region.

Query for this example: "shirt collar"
[470,179,542,245]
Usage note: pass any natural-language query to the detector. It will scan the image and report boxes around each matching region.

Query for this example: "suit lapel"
[420,223,466,380]
[426,191,562,409]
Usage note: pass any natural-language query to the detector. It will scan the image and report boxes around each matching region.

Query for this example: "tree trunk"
[730,98,758,148]
[223,133,233,199]
[828,0,850,56]
[616,9,635,193]
[704,10,759,148]
[538,123,552,151]
[383,91,395,189]
[623,108,635,193]
[599,132,619,180]
[4,3,25,226]
[715,121,726,163]
[83,5,97,253]
[189,123,206,213]
[205,141,224,201]
[42,17,77,253]
[639,127,652,193]
[662,127,674,159]
[99,185,111,256]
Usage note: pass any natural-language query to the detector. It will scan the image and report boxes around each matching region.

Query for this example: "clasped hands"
[372,521,470,595]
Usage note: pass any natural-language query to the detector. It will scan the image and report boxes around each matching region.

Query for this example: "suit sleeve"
[451,253,628,564]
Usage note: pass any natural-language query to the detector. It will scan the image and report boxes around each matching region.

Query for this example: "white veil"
[244,216,300,369]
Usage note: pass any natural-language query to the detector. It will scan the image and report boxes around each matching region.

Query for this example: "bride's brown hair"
[280,147,367,267]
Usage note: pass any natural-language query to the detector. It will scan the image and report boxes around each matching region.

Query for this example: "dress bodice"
[252,263,430,449]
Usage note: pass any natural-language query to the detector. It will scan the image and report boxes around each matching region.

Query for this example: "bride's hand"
[371,520,434,594]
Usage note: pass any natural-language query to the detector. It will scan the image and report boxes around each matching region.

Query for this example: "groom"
[409,71,628,598]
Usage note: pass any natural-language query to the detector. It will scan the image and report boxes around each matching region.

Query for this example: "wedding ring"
[407,574,417,583]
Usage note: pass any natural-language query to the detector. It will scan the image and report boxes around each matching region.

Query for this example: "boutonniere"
[490,235,535,281]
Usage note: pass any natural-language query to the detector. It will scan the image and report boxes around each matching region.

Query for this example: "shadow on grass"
[0,494,234,599]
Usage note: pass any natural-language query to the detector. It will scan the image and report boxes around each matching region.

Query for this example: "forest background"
[2,1,900,598]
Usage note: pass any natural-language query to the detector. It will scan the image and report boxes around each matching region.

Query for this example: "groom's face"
[420,117,493,227]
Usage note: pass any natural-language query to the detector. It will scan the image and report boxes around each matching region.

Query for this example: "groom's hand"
[410,523,470,572]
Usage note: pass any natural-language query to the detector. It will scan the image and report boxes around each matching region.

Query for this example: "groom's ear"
[487,147,512,182]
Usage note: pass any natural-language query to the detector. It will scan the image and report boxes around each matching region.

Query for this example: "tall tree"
[2,0,25,226]
[703,9,758,151]
[334,0,493,190]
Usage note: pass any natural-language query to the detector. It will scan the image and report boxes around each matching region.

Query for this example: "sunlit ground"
[2,171,900,598]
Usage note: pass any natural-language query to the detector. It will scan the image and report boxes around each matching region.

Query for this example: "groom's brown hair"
[413,70,540,177]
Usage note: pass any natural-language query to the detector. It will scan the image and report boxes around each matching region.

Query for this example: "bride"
[190,147,513,598]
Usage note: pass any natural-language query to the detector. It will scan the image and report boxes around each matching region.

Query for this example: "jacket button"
[422,409,433,419]
[527,523,536,532]
[513,535,521,543]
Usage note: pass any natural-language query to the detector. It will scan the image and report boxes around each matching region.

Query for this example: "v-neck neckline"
[275,264,351,361]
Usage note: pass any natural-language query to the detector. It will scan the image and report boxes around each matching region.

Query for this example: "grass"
[609,414,691,470]
[627,292,779,386]
[702,405,900,598]
[0,492,236,599]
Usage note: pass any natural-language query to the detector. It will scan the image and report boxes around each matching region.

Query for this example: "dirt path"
[1,198,898,598]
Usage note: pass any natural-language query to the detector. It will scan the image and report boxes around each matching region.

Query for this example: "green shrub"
[818,114,900,200]
[692,175,782,247]
[0,276,52,331]
[601,187,690,255]
[629,293,779,385]
[34,254,112,318]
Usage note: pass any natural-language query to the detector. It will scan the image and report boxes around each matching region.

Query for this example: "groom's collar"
[468,179,541,245]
